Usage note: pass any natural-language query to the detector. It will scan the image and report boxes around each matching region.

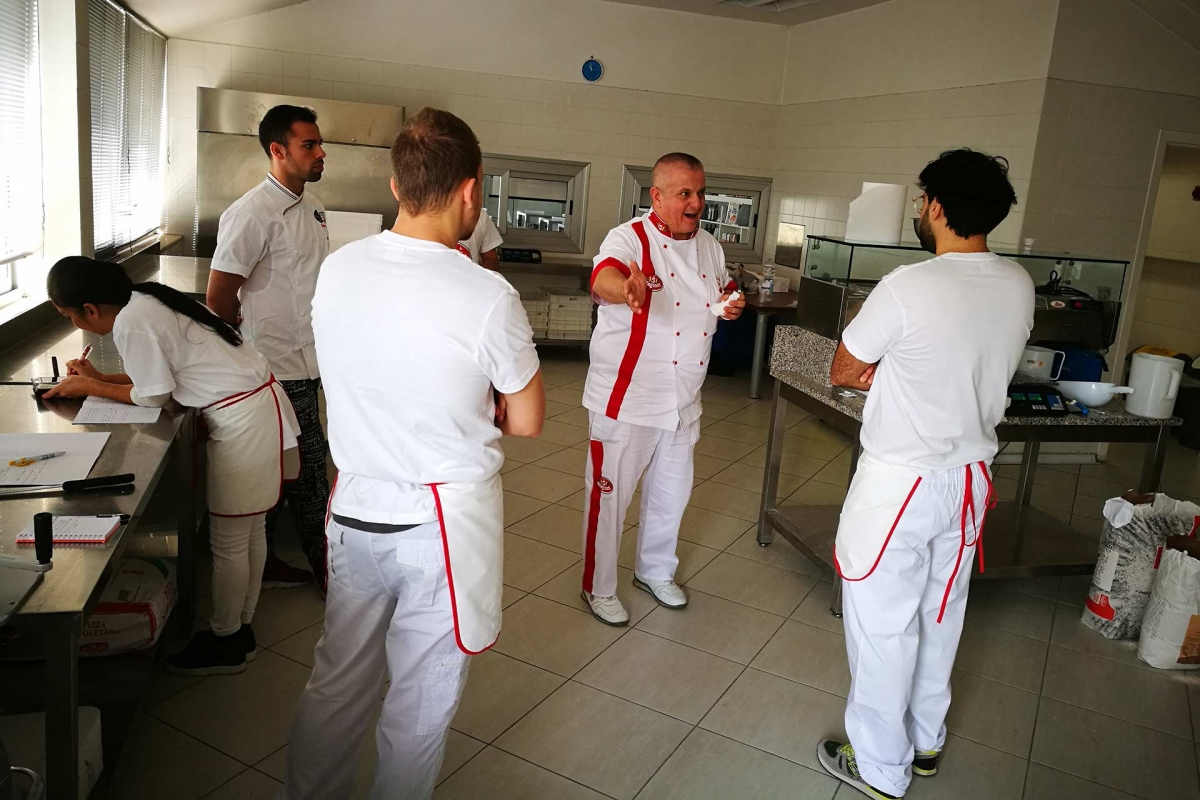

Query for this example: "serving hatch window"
[619,166,771,262]
[482,155,589,253]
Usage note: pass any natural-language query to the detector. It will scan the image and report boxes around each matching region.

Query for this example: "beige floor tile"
[533,561,660,624]
[1041,645,1192,738]
[782,433,850,461]
[832,734,1027,799]
[545,385,584,406]
[729,530,830,578]
[1057,574,1092,607]
[270,620,324,668]
[106,714,244,800]
[502,532,579,591]
[699,667,845,769]
[811,456,853,488]
[452,651,565,742]
[752,619,850,696]
[503,464,586,502]
[502,491,549,526]
[984,576,1061,601]
[507,503,584,553]
[438,731,487,785]
[538,419,590,447]
[493,595,626,676]
[495,681,690,800]
[540,399,574,417]
[499,460,520,475]
[201,769,281,799]
[953,621,1048,693]
[785,479,849,507]
[434,746,607,800]
[530,447,587,477]
[1050,600,1159,676]
[636,589,784,664]
[964,583,1057,642]
[575,629,744,723]
[710,460,806,498]
[944,671,1038,757]
[1032,697,1200,800]
[501,435,565,464]
[694,434,762,462]
[249,584,327,647]
[149,650,313,764]
[739,444,833,479]
[790,581,845,632]
[701,387,757,411]
[142,669,206,706]
[687,482,762,521]
[1022,763,1140,800]
[637,728,837,800]
[699,399,744,420]
[685,553,817,617]
[789,417,854,445]
[502,584,526,608]
[616,532,719,584]
[692,452,734,480]
[703,420,771,447]
[552,406,591,427]
[676,506,756,550]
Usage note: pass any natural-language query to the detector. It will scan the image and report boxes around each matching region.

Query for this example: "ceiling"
[599,0,891,26]
[125,0,889,37]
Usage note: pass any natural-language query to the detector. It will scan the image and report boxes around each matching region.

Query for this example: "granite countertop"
[769,326,1181,428]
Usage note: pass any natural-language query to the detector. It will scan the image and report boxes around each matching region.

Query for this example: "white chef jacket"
[210,174,330,381]
[841,251,1035,472]
[456,212,503,265]
[583,211,731,432]
[113,291,273,409]
[312,231,540,524]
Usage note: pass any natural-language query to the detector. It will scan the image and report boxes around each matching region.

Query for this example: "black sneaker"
[912,748,939,777]
[815,739,901,800]
[261,552,312,589]
[231,624,257,663]
[165,630,247,676]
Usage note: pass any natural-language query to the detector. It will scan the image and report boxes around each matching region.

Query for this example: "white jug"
[1125,353,1183,419]
[1018,346,1065,381]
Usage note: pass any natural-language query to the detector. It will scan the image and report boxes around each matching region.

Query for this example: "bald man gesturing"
[579,152,746,625]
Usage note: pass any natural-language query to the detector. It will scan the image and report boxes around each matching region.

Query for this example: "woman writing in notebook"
[42,256,301,677]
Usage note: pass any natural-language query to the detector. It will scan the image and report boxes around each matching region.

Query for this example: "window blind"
[0,0,41,281]
[89,0,165,256]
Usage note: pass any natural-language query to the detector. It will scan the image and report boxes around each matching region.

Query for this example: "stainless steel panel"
[195,132,397,257]
[774,221,806,268]
[794,275,849,340]
[196,87,404,147]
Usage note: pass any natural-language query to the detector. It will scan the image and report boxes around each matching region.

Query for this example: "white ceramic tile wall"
[163,40,779,256]
[764,79,1046,268]
[1129,256,1200,355]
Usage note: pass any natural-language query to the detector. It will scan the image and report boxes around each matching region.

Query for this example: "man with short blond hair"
[579,151,745,625]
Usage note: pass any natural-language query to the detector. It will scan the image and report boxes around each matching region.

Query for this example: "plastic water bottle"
[760,260,775,302]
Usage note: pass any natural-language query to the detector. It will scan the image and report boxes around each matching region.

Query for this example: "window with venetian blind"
[89,0,165,257]
[0,0,41,298]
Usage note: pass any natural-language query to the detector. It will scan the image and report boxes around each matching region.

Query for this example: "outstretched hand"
[622,260,647,314]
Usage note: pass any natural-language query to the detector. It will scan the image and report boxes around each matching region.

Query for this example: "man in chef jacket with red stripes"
[579,152,745,625]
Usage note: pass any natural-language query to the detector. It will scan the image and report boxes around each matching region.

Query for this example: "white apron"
[428,474,505,655]
[202,377,301,517]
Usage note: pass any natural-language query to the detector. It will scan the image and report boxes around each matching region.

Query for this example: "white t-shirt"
[456,212,503,265]
[313,231,540,524]
[210,175,330,381]
[113,292,272,409]
[841,251,1035,472]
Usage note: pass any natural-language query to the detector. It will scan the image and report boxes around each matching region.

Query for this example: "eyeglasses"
[911,195,925,214]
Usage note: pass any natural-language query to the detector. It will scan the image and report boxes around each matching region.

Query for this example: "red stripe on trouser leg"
[582,440,605,594]
[605,221,654,420]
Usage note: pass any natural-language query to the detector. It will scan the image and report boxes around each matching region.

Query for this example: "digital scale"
[1007,384,1068,417]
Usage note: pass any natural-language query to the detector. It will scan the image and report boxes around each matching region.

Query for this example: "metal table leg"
[1139,423,1171,493]
[45,616,81,800]
[757,379,787,545]
[1011,440,1040,564]
[749,310,770,400]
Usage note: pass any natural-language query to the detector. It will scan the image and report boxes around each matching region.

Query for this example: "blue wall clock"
[582,57,603,83]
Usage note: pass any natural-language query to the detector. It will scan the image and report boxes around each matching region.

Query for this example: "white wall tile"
[172,40,205,69]
[309,54,335,79]
[283,51,309,78]
[232,46,258,74]
[308,79,333,100]
[283,76,310,97]
[357,60,384,85]
[202,42,232,73]
[257,73,283,94]
[257,49,283,77]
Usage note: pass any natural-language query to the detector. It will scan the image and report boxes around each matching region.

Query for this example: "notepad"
[73,396,161,425]
[16,515,123,545]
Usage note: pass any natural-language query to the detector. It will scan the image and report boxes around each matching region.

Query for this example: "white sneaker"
[633,575,688,608]
[582,591,629,626]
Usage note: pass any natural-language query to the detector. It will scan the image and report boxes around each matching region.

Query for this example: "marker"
[7,451,67,467]
[80,345,92,361]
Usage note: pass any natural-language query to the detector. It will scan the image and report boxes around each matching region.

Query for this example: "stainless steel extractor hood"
[194,88,405,256]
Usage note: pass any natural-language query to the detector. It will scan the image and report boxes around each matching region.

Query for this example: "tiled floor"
[108,352,1200,800]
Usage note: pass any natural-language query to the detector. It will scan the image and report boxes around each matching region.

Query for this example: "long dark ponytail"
[47,256,243,347]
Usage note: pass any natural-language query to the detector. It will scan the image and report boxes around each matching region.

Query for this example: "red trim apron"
[429,474,505,655]
[202,376,301,518]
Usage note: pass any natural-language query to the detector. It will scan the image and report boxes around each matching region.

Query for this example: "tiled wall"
[764,79,1046,277]
[1130,256,1200,356]
[163,39,779,257]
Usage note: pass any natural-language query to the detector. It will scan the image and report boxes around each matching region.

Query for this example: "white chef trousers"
[207,513,267,636]
[842,462,991,797]
[581,412,699,598]
[283,519,470,800]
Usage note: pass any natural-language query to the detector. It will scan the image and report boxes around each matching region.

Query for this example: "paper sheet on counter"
[0,432,109,486]
[73,396,161,425]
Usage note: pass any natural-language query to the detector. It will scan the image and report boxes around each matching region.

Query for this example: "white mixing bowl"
[1055,381,1134,407]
